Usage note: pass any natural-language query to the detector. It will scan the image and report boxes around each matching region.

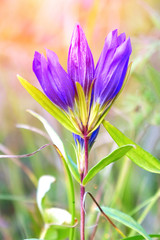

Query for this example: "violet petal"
[94,34,132,105]
[33,50,75,111]
[67,24,94,95]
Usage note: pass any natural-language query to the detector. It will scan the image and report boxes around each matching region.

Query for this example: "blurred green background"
[0,0,160,239]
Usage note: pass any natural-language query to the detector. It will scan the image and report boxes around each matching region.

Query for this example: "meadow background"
[0,0,160,239]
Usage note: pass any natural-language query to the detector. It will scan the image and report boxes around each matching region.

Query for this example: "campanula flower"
[21,24,132,139]
[18,24,132,174]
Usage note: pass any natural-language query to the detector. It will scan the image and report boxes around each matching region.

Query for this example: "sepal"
[17,75,81,135]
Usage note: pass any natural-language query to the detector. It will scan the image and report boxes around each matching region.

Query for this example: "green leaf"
[103,121,160,174]
[97,207,152,240]
[37,175,56,214]
[37,176,72,227]
[28,110,80,183]
[44,226,69,240]
[44,208,71,225]
[122,234,160,240]
[83,144,134,185]
[17,75,80,134]
[24,239,42,240]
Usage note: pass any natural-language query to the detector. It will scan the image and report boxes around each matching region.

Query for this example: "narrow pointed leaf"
[103,121,160,174]
[18,75,80,134]
[28,110,80,184]
[83,144,134,185]
[97,207,152,240]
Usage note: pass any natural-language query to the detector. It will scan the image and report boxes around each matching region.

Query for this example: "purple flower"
[93,29,132,107]
[32,24,132,135]
[33,50,75,111]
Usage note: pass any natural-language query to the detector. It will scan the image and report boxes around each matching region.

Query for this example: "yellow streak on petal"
[76,82,88,126]
[87,78,95,116]
[88,102,100,131]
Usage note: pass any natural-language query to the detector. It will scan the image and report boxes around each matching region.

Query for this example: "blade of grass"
[129,188,160,236]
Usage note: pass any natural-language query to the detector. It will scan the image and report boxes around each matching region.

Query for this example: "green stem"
[80,134,89,240]
[63,157,75,240]
[80,173,85,240]
[58,151,75,240]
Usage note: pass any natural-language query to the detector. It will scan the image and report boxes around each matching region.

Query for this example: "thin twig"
[84,192,126,238]
[0,143,52,159]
